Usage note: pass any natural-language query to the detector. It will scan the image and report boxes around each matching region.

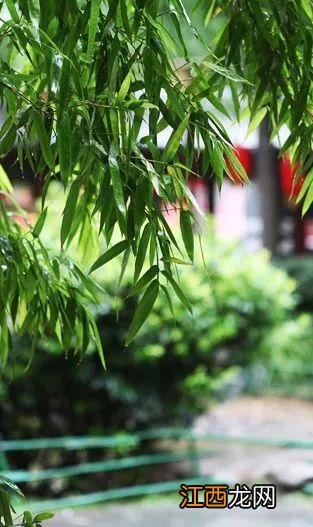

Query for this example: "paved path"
[50,494,312,527]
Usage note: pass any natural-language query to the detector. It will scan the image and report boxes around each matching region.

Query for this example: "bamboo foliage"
[0,0,312,364]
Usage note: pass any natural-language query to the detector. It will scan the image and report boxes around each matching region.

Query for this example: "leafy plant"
[0,207,105,372]
[0,477,54,527]
[0,0,312,361]
[1,229,310,437]
[276,256,313,313]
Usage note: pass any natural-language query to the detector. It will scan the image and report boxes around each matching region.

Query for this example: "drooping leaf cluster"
[0,209,105,371]
[201,0,313,200]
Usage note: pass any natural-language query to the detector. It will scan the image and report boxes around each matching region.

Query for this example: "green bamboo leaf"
[162,270,193,313]
[90,317,106,370]
[32,207,48,238]
[109,154,126,214]
[4,0,19,23]
[161,284,175,318]
[296,171,313,205]
[59,59,71,111]
[169,8,189,60]
[0,125,16,157]
[58,112,71,186]
[87,0,101,56]
[129,265,158,296]
[0,476,23,497]
[302,178,313,216]
[61,179,81,247]
[23,511,33,527]
[205,61,252,84]
[161,257,192,265]
[0,492,13,526]
[0,164,13,193]
[117,246,131,288]
[246,107,267,137]
[204,0,216,26]
[33,513,54,522]
[33,112,54,171]
[90,240,128,273]
[180,209,194,261]
[175,177,204,218]
[117,69,132,102]
[126,279,159,345]
[149,231,156,266]
[134,223,151,282]
[163,115,188,163]
[301,0,312,18]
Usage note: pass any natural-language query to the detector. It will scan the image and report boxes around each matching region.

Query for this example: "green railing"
[1,429,313,511]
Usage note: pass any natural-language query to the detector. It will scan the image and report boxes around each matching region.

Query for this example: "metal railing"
[1,429,312,511]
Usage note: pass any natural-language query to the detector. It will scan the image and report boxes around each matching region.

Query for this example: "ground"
[50,494,313,527]
[193,395,313,488]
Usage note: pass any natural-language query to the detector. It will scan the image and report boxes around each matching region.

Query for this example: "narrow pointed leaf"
[126,279,159,345]
[61,179,80,247]
[33,113,54,171]
[134,223,151,282]
[163,115,188,163]
[58,112,71,186]
[180,209,194,261]
[32,207,48,238]
[90,240,128,273]
[129,265,159,296]
[162,270,193,313]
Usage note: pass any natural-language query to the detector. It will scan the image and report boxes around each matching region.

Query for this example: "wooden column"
[256,117,282,253]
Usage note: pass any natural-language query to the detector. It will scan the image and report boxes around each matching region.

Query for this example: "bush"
[275,256,313,313]
[1,227,310,437]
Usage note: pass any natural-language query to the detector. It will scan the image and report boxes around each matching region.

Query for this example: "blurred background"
[0,2,312,526]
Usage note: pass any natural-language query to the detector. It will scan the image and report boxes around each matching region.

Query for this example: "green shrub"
[1,223,310,435]
[275,256,313,313]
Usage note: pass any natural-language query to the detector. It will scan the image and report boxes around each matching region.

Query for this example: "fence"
[0,429,313,511]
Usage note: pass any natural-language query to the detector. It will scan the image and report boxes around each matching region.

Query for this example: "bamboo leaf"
[90,317,106,370]
[129,265,159,296]
[302,177,313,216]
[162,270,193,313]
[33,112,54,171]
[134,223,151,282]
[109,153,126,214]
[90,240,128,273]
[163,115,188,163]
[4,0,19,23]
[87,0,101,56]
[246,107,267,137]
[117,70,132,102]
[33,513,54,522]
[126,279,159,345]
[180,209,194,261]
[32,207,48,238]
[58,112,72,186]
[61,179,80,247]
[0,164,13,193]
